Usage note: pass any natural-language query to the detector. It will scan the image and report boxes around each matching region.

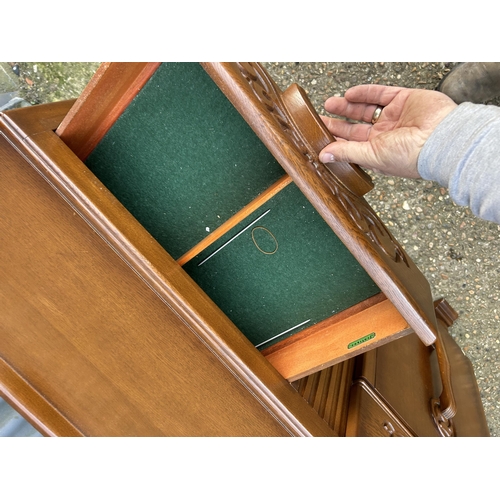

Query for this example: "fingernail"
[321,153,335,163]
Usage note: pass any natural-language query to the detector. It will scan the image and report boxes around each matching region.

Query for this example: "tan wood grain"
[263,294,411,381]
[0,116,336,437]
[294,359,354,435]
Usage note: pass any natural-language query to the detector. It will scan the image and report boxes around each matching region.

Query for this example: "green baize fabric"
[86,62,380,348]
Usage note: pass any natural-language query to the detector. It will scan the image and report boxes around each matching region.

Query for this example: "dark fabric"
[184,183,379,349]
[86,63,380,348]
[86,63,286,259]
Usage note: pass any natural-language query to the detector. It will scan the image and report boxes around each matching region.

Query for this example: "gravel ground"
[3,62,499,437]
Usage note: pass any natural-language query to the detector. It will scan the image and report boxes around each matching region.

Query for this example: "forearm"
[418,102,500,224]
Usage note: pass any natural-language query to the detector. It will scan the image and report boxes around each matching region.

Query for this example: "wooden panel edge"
[1,100,76,140]
[345,379,416,437]
[263,293,386,353]
[0,357,84,437]
[263,294,411,381]
[56,62,161,161]
[295,359,355,435]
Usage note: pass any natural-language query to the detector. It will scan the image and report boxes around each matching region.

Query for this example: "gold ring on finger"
[371,106,383,124]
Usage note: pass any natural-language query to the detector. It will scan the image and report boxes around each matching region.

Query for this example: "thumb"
[320,141,379,171]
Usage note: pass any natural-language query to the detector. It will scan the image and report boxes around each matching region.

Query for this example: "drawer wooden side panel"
[346,379,416,437]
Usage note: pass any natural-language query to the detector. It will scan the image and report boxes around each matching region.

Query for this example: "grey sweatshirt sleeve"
[418,102,500,225]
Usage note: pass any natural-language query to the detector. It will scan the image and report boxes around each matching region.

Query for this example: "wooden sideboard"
[0,63,489,436]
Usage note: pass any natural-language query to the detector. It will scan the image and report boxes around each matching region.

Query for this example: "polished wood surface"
[347,300,489,437]
[348,333,441,436]
[0,111,335,436]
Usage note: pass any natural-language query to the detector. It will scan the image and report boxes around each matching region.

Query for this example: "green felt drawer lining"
[86,62,286,260]
[84,62,380,348]
[184,183,380,348]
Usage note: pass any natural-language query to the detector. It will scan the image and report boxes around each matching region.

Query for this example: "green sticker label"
[348,332,376,349]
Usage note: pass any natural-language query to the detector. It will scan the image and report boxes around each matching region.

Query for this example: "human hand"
[319,85,457,178]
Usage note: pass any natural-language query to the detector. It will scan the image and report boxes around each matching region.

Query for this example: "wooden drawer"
[347,333,443,437]
[57,62,417,379]
[346,379,416,437]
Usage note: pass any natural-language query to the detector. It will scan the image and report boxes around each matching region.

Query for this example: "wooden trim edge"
[263,294,412,381]
[0,357,84,437]
[56,62,161,160]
